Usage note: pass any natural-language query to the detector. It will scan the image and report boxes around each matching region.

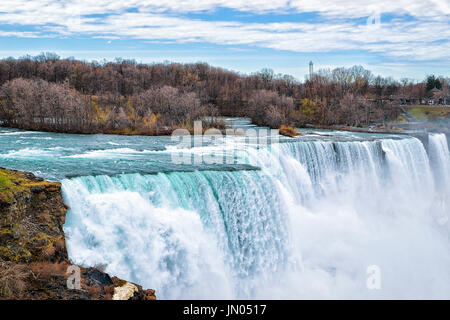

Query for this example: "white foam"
[64,148,142,159]
[62,135,450,299]
[0,147,55,158]
[63,183,235,299]
[0,131,43,135]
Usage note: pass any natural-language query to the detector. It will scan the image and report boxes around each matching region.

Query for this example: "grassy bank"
[402,106,450,121]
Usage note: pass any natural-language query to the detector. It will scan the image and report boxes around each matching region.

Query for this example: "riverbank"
[0,117,438,142]
[0,118,227,137]
[0,167,156,300]
[0,121,301,138]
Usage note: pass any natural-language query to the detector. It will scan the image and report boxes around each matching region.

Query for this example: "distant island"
[0,53,448,136]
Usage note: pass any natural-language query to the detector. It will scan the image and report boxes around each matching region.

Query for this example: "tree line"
[0,53,448,134]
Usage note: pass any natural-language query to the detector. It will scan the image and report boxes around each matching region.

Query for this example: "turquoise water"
[1,120,449,299]
[0,119,404,181]
[0,120,404,180]
[0,127,257,179]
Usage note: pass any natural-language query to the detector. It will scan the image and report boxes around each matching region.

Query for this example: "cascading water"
[0,125,448,299]
[429,134,450,190]
[428,133,450,226]
[60,134,450,299]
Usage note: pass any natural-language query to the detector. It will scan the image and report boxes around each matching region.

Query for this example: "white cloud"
[0,31,41,38]
[0,0,449,62]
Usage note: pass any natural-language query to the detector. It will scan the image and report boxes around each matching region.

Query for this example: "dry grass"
[406,106,450,120]
[85,284,101,297]
[279,125,301,137]
[29,261,70,278]
[0,262,30,299]
[104,284,115,299]
[80,274,109,300]
[39,245,57,259]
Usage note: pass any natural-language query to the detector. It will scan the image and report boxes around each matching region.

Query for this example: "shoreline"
[1,123,415,138]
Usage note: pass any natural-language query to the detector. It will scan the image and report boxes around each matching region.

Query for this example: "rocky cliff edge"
[0,167,155,300]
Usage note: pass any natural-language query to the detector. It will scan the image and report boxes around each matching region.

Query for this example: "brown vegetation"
[279,125,301,137]
[0,262,30,299]
[0,54,448,133]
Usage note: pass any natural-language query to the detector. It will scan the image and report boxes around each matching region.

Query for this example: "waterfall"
[429,134,450,190]
[62,135,450,299]
[428,133,450,227]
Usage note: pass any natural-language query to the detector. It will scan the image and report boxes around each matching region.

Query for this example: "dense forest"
[0,53,448,134]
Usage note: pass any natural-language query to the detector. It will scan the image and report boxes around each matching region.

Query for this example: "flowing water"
[0,120,449,299]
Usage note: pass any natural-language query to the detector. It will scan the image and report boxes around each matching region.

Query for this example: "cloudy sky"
[0,0,449,81]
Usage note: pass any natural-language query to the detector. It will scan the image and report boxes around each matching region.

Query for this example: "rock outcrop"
[0,167,155,300]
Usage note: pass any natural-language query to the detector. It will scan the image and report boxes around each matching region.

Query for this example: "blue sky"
[0,1,449,81]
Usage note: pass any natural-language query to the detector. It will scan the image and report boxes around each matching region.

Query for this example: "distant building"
[429,87,441,95]
[309,61,314,79]
[428,88,449,106]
